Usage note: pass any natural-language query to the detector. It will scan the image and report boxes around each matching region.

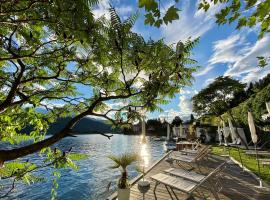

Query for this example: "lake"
[3,135,166,200]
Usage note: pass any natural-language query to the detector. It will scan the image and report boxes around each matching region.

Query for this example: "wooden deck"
[108,151,270,200]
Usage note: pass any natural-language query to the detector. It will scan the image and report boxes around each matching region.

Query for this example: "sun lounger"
[230,140,269,150]
[178,143,207,155]
[164,167,205,183]
[151,162,226,200]
[169,146,210,170]
[173,145,208,157]
[178,149,198,155]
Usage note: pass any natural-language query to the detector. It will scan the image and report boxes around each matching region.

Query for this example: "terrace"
[108,149,270,200]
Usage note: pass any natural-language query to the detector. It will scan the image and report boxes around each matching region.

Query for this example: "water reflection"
[4,135,165,200]
[140,141,150,168]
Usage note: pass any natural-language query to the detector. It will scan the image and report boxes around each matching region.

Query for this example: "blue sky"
[89,0,270,121]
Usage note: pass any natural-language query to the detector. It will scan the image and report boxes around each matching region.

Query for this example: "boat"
[152,136,166,141]
[163,140,176,151]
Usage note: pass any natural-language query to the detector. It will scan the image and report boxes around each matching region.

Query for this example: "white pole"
[142,117,146,137]
[167,123,170,140]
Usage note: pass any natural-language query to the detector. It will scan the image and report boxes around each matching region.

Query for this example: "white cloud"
[194,65,214,77]
[224,35,270,78]
[160,109,182,123]
[179,89,198,95]
[92,0,134,19]
[178,96,192,116]
[241,67,270,83]
[160,90,195,122]
[106,101,128,109]
[208,29,270,83]
[92,0,111,19]
[197,32,250,78]
[204,77,215,86]
[209,34,250,65]
[161,0,222,43]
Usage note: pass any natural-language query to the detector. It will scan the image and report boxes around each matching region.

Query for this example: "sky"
[89,0,270,122]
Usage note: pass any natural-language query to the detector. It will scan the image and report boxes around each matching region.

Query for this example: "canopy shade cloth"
[266,102,270,115]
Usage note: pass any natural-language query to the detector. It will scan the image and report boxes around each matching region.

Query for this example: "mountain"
[47,117,116,135]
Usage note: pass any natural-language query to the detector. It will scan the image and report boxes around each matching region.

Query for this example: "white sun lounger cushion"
[151,173,197,193]
[164,168,205,182]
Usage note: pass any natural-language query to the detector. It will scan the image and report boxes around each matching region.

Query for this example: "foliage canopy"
[192,76,246,117]
[0,0,198,198]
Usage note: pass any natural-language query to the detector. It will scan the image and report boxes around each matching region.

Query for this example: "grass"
[211,145,270,184]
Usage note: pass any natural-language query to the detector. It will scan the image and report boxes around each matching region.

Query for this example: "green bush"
[221,84,270,126]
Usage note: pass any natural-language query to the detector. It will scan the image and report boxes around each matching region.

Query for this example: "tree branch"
[0,59,25,112]
[0,91,142,162]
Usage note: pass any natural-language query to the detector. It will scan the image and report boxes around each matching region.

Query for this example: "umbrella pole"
[255,143,262,187]
[237,146,250,176]
[237,146,244,168]
[255,143,261,174]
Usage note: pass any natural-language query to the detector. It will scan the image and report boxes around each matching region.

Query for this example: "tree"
[190,114,195,123]
[192,76,246,116]
[171,116,182,126]
[192,76,248,147]
[146,118,166,135]
[0,2,198,197]
[246,82,255,97]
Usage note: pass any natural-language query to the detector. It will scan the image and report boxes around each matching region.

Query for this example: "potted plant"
[108,153,139,200]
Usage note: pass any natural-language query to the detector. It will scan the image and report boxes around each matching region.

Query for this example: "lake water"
[3,135,166,200]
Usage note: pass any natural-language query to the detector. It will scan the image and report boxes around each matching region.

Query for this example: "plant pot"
[117,188,130,200]
[138,180,150,194]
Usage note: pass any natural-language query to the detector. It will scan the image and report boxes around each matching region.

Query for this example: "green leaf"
[144,13,155,25]
[154,19,163,27]
[163,6,180,25]
[248,16,256,27]
[237,17,247,29]
[138,0,158,11]
[67,153,88,161]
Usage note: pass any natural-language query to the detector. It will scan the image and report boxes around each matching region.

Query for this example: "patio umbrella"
[173,126,176,137]
[166,123,170,140]
[217,126,222,145]
[266,101,270,115]
[229,118,245,169]
[248,111,262,187]
[228,118,237,144]
[248,111,258,144]
[180,124,183,139]
[222,121,230,145]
